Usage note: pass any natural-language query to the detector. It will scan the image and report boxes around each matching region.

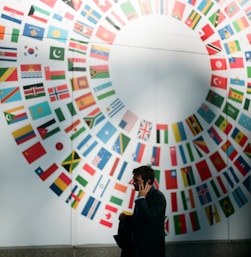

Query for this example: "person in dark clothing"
[116,165,166,257]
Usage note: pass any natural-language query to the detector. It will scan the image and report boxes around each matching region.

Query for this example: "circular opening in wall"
[109,15,211,123]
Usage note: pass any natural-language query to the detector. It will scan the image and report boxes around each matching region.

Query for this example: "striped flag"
[215,115,233,135]
[172,121,187,142]
[173,214,187,235]
[12,124,36,145]
[180,188,196,210]
[185,114,203,136]
[66,185,85,210]
[107,98,125,118]
[64,119,86,141]
[0,87,21,103]
[1,6,24,24]
[133,142,146,163]
[181,166,195,187]
[50,172,71,196]
[232,16,249,32]
[120,1,138,21]
[73,20,93,39]
[189,211,200,232]
[90,64,109,79]
[156,124,168,144]
[75,92,96,111]
[221,140,238,160]
[90,44,110,61]
[82,196,101,220]
[138,0,153,15]
[68,38,88,55]
[37,118,60,139]
[0,46,17,62]
[68,57,86,72]
[185,10,201,29]
[0,67,18,81]
[92,175,111,198]
[21,64,42,79]
[204,204,221,225]
[4,105,28,125]
[35,163,58,181]
[84,107,105,128]
[223,167,239,188]
[119,110,138,133]
[170,146,177,166]
[206,40,222,55]
[228,87,243,103]
[171,192,178,212]
[234,155,250,176]
[77,134,98,157]
[207,126,222,145]
[193,135,210,155]
[28,5,50,23]
[232,186,248,208]
[23,83,45,99]
[197,0,214,15]
[45,66,65,80]
[151,146,160,166]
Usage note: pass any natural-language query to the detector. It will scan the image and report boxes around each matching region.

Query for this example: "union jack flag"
[137,119,152,141]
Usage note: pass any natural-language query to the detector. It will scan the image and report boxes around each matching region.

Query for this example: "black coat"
[131,187,166,257]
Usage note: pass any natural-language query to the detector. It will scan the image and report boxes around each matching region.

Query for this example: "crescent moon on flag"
[53,49,62,59]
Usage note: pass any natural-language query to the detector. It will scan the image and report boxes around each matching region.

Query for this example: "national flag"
[90,64,109,79]
[245,6,251,20]
[21,64,42,79]
[119,110,138,133]
[206,90,224,108]
[4,105,27,125]
[0,67,18,81]
[228,88,243,104]
[232,186,248,208]
[105,15,122,31]
[23,23,45,41]
[206,40,222,55]
[110,195,123,206]
[232,16,249,32]
[75,92,96,111]
[193,136,210,156]
[0,46,17,62]
[22,141,46,164]
[95,25,116,44]
[215,115,233,135]
[82,196,101,220]
[90,44,110,61]
[156,124,168,144]
[92,175,111,198]
[207,126,222,144]
[156,0,168,15]
[209,9,225,27]
[62,150,81,173]
[171,1,185,20]
[28,5,50,23]
[197,103,216,124]
[0,87,21,103]
[243,175,251,194]
[178,145,187,164]
[180,188,196,210]
[196,183,212,205]
[68,57,86,72]
[107,98,125,118]
[137,119,152,141]
[170,146,177,166]
[52,11,74,23]
[181,166,196,187]
[247,33,251,44]
[210,179,221,198]
[173,214,187,235]
[12,124,36,145]
[185,10,201,29]
[243,143,251,159]
[230,77,245,86]
[77,134,98,157]
[224,1,240,17]
[48,84,70,101]
[138,0,153,15]
[116,161,128,180]
[120,1,138,21]
[35,163,58,181]
[204,204,221,225]
[1,6,24,24]
[66,185,85,209]
[92,147,112,170]
[218,24,234,40]
[171,192,178,212]
[28,101,51,120]
[172,121,187,142]
[224,40,241,54]
[37,118,60,139]
[223,167,239,188]
[40,0,57,8]
[185,114,203,136]
[84,107,105,128]
[50,172,71,196]
[23,83,45,99]
[209,151,227,172]
[200,24,214,42]
[99,204,118,228]
[238,113,251,131]
[228,57,244,69]
[44,66,65,80]
[234,155,251,176]
[222,102,239,121]
[195,159,212,181]
[165,170,178,189]
[81,4,101,24]
[93,0,112,12]
[68,38,88,55]
[237,0,249,6]
[210,74,227,89]
[245,51,251,62]
[210,58,227,70]
[96,121,116,143]
[197,0,214,15]
[133,142,146,163]
[73,20,93,39]
[71,76,89,91]
[75,174,88,188]
[221,140,238,160]
[11,28,19,43]
[217,176,227,197]
[219,196,235,217]
[49,46,64,61]
[248,67,251,78]
[0,25,5,40]
[112,133,131,155]
[94,81,115,100]
[189,211,200,231]
[151,146,160,166]
[62,0,82,11]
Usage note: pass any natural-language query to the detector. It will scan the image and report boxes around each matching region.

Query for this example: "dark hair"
[132,165,155,185]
